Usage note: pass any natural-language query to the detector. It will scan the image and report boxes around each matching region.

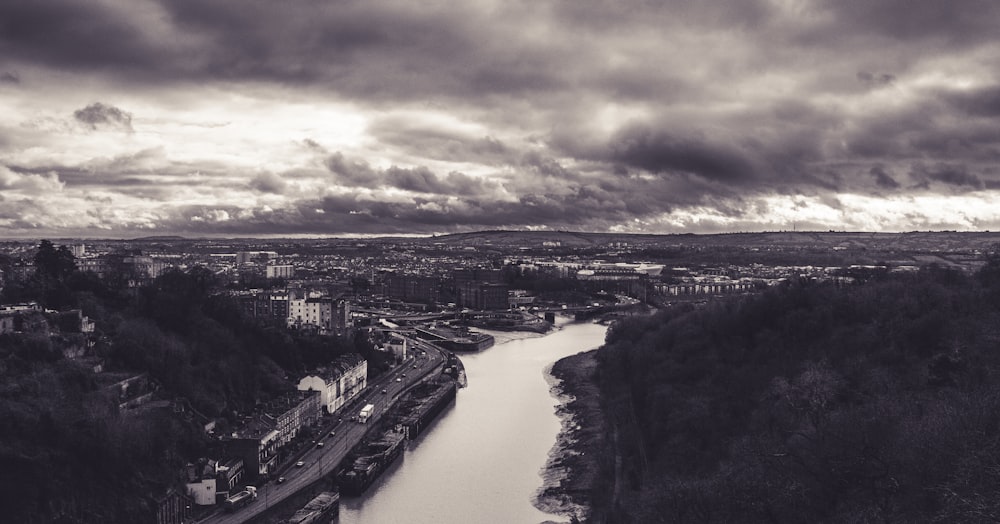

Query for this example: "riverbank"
[536,348,610,523]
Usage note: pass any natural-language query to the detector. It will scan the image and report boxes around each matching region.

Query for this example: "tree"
[34,240,76,281]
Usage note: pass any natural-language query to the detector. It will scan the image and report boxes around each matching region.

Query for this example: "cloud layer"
[2,0,1000,236]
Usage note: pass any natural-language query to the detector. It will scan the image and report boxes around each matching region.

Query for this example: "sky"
[2,0,1000,238]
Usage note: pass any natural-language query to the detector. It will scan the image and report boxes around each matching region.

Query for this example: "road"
[200,336,446,524]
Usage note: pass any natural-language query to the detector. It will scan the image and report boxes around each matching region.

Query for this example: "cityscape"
[4,0,1000,522]
[3,230,1000,522]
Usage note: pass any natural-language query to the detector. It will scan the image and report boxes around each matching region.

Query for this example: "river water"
[337,320,608,524]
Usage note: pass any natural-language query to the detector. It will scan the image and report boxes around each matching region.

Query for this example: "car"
[396,378,402,382]
[296,461,305,467]
[317,442,324,447]
[381,388,387,394]
[401,373,406,377]
[277,476,286,484]
[413,364,418,368]
[330,430,336,436]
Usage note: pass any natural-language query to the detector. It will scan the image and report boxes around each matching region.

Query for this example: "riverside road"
[198,336,447,524]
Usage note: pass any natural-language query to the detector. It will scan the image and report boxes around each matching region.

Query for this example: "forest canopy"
[597,258,1000,523]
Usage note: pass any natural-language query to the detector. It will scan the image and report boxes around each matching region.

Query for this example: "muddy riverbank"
[537,349,612,523]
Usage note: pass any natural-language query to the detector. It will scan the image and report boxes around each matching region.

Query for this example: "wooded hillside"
[0,249,390,523]
[597,259,1000,522]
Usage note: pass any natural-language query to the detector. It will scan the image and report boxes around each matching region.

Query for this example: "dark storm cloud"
[155,167,717,235]
[2,0,997,107]
[8,0,1000,236]
[857,71,895,88]
[325,153,380,187]
[73,102,134,132]
[10,163,147,188]
[442,172,493,196]
[384,166,448,194]
[870,166,900,189]
[366,117,510,165]
[521,151,576,180]
[0,0,167,73]
[945,85,1000,117]
[0,0,580,103]
[5,147,241,204]
[608,124,759,183]
[149,0,569,98]
[833,86,1000,173]
[818,1,1000,46]
[0,200,49,229]
[248,172,287,194]
[917,164,985,190]
[12,148,162,187]
[325,152,496,196]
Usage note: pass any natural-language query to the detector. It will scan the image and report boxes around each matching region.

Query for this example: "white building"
[186,477,217,506]
[287,295,351,335]
[185,461,219,506]
[386,333,408,361]
[297,353,368,414]
[266,264,295,279]
[288,296,332,331]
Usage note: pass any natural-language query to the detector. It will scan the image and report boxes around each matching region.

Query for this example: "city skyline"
[2,1,1000,238]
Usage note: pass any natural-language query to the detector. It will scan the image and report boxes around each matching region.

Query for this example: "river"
[337,319,608,524]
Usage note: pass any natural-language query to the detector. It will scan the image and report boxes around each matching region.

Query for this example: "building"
[288,295,350,335]
[508,289,536,308]
[457,281,509,310]
[123,255,170,280]
[385,274,441,304]
[79,254,173,284]
[266,264,295,279]
[238,289,289,322]
[0,302,39,334]
[270,290,290,320]
[453,268,502,287]
[236,251,278,265]
[453,268,507,310]
[386,333,407,361]
[216,457,245,498]
[226,421,280,481]
[54,309,95,333]
[296,353,368,414]
[263,390,322,449]
[77,257,108,276]
[152,488,192,524]
[185,460,219,506]
[227,390,321,481]
[288,296,333,331]
[183,456,245,506]
[0,301,42,314]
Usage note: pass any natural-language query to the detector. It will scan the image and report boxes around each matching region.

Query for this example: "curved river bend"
[338,320,608,524]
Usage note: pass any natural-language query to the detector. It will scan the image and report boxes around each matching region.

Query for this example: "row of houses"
[214,353,367,491]
[224,390,322,482]
[296,353,368,414]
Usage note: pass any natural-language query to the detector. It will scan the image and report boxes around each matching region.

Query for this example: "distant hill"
[129,235,189,242]
[423,229,1000,252]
